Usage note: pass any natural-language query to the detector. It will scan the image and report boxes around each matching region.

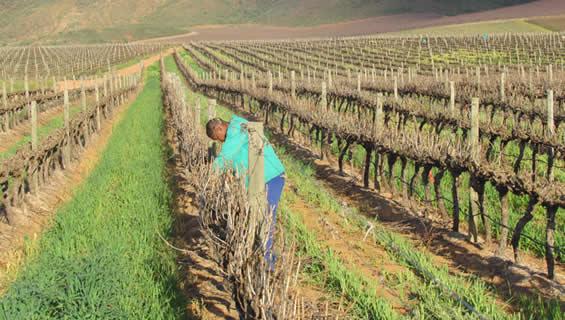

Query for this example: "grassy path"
[0,63,184,319]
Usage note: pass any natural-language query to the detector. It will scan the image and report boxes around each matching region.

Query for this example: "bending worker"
[206,115,285,266]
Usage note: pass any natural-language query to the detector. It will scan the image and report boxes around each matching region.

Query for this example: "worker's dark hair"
[206,118,226,138]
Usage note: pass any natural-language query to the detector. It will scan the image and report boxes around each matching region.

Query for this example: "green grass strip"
[0,63,184,319]
[282,203,402,320]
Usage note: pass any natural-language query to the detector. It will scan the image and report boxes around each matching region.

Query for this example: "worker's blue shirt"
[213,115,285,184]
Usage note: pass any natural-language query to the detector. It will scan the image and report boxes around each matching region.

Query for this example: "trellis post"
[208,99,216,120]
[468,98,480,243]
[357,73,361,93]
[31,100,39,194]
[500,72,506,102]
[64,84,71,167]
[375,93,383,137]
[2,82,7,131]
[31,101,38,151]
[545,89,556,278]
[24,75,29,101]
[95,80,101,130]
[195,99,201,125]
[291,70,296,98]
[81,77,86,111]
[394,77,399,101]
[321,82,327,109]
[268,71,273,95]
[247,122,266,214]
[449,81,455,114]
[476,66,481,93]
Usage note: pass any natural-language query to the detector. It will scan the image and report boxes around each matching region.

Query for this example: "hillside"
[0,0,535,44]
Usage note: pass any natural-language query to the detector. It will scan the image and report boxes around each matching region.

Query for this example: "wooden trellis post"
[449,81,455,114]
[374,93,383,137]
[81,78,86,111]
[545,89,556,278]
[321,82,327,109]
[208,99,216,120]
[2,82,7,131]
[64,85,71,167]
[394,77,399,101]
[31,101,38,151]
[24,75,29,101]
[547,90,554,180]
[357,73,361,93]
[500,72,506,101]
[31,100,39,194]
[95,80,101,130]
[476,66,481,92]
[291,71,296,98]
[103,74,108,97]
[247,122,266,214]
[195,99,201,125]
[468,97,480,243]
[268,71,273,95]
[208,99,218,158]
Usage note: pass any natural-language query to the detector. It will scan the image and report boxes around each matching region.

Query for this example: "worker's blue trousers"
[265,174,285,269]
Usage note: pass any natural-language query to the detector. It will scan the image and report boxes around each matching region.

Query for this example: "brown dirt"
[166,167,240,319]
[145,0,565,41]
[0,83,140,293]
[285,182,412,314]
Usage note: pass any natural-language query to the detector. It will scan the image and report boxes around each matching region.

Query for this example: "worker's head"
[206,118,229,142]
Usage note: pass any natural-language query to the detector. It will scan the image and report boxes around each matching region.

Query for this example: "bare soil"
[149,0,565,41]
[165,162,240,319]
[285,181,413,314]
